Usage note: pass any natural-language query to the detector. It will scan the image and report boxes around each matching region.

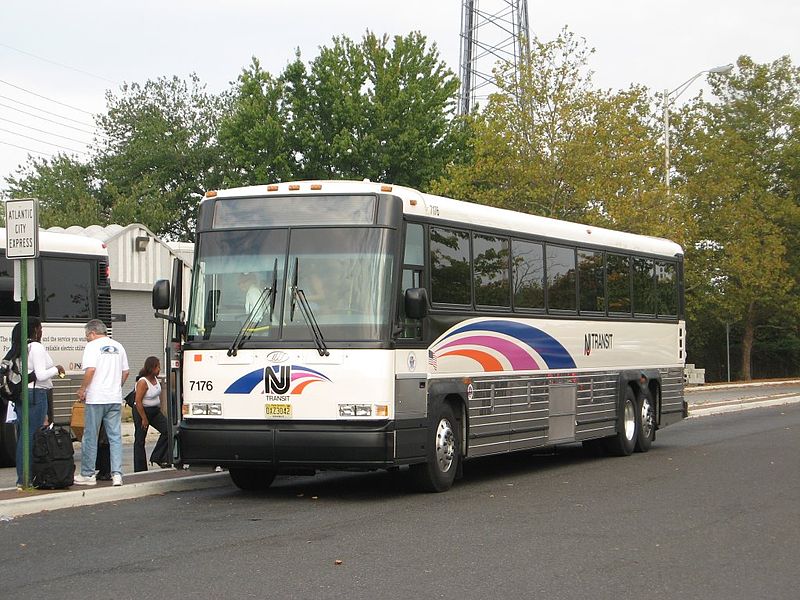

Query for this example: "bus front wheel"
[229,467,276,491]
[411,400,460,493]
[604,387,638,456]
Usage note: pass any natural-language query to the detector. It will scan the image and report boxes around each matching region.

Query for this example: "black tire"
[635,389,655,453]
[0,417,16,467]
[229,467,276,491]
[411,400,460,493]
[604,387,638,456]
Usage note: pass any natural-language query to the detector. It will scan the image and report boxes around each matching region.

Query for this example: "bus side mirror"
[404,287,429,320]
[153,280,171,310]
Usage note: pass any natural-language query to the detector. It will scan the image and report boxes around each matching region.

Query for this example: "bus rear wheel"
[411,400,460,493]
[635,389,655,453]
[604,387,638,456]
[229,467,276,491]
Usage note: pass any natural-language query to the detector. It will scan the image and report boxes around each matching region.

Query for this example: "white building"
[48,224,193,391]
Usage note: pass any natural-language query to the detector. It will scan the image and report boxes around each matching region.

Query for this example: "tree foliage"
[4,154,103,227]
[285,31,464,187]
[678,55,800,379]
[95,74,225,240]
[432,28,682,241]
[3,28,800,383]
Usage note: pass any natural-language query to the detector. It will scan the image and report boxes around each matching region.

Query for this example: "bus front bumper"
[176,418,426,470]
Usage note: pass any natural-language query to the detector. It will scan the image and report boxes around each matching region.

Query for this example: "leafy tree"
[677,55,800,380]
[95,74,225,240]
[218,57,293,187]
[432,28,676,241]
[3,154,104,226]
[284,31,465,188]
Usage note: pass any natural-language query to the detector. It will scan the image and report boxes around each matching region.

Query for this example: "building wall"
[111,289,165,395]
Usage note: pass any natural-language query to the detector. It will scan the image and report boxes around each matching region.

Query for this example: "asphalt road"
[2,401,799,600]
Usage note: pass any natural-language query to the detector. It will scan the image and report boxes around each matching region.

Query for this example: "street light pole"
[663,63,734,195]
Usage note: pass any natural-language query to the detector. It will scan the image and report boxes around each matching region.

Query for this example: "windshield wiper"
[227,259,278,356]
[289,257,329,357]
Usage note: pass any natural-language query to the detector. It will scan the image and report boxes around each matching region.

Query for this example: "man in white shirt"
[74,319,129,486]
[238,272,264,321]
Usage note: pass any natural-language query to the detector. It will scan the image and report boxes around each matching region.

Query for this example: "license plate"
[266,403,291,418]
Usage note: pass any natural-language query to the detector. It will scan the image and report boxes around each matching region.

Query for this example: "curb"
[688,394,800,418]
[0,472,231,519]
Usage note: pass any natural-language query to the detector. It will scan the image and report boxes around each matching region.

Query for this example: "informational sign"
[4,198,39,259]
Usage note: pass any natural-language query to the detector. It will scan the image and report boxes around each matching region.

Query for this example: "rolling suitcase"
[32,424,75,489]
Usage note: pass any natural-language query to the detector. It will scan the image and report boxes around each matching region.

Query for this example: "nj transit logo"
[225,365,332,396]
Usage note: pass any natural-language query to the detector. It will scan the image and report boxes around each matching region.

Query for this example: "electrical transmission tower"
[458,0,531,114]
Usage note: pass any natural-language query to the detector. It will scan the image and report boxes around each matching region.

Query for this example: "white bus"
[0,228,112,465]
[153,180,686,492]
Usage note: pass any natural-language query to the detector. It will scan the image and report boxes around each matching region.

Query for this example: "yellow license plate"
[266,403,292,418]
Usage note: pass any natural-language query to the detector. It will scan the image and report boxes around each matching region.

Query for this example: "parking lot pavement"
[4,381,800,518]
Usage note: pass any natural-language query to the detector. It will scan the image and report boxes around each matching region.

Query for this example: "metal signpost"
[5,198,39,488]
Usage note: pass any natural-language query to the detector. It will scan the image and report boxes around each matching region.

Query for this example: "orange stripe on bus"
[439,349,504,372]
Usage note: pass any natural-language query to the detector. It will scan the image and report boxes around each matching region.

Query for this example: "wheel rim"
[435,417,456,473]
[623,399,636,441]
[640,395,654,440]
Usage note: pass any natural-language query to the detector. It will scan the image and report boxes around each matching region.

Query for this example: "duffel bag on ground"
[32,424,75,489]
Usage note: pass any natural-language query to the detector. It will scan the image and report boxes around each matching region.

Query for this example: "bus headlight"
[191,403,222,416]
[339,404,372,417]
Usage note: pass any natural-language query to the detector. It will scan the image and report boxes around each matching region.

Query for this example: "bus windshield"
[187,227,394,343]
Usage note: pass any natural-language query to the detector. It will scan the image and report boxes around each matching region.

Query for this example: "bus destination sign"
[4,198,39,259]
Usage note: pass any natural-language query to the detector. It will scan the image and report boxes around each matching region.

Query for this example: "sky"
[1,0,799,192]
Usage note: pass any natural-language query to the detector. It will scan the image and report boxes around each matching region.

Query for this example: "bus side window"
[399,224,424,340]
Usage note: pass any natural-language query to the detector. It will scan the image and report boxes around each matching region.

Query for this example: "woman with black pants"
[131,356,169,472]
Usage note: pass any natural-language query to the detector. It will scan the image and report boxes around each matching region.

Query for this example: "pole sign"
[5,198,39,259]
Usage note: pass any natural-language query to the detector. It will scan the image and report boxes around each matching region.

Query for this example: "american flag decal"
[428,350,438,371]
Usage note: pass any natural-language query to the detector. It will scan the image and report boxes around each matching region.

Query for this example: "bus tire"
[229,467,276,491]
[604,387,638,456]
[0,420,16,467]
[635,389,655,453]
[411,400,460,493]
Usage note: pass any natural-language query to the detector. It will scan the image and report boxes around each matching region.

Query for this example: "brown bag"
[70,401,85,441]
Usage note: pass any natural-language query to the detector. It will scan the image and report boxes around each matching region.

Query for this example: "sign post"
[5,198,39,488]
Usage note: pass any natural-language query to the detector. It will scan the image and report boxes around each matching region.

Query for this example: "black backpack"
[0,357,23,404]
[32,424,75,489]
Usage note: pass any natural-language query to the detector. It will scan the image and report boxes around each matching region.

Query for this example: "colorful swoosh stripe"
[432,320,576,372]
[224,365,331,395]
[289,366,332,394]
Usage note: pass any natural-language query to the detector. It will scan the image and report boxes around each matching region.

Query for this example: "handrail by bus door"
[165,258,184,466]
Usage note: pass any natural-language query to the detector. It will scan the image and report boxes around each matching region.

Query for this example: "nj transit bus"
[0,228,112,466]
[153,180,686,492]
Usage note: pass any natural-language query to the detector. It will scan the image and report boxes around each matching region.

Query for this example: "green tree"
[95,74,225,240]
[218,57,293,187]
[432,28,676,240]
[284,31,465,188]
[3,154,104,227]
[677,55,800,380]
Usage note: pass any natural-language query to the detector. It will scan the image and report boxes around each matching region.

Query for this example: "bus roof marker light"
[380,185,392,192]
[410,199,417,206]
[267,185,279,192]
[288,184,300,191]
[311,184,322,190]
[205,190,218,198]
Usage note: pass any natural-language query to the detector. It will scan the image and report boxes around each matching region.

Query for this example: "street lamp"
[663,63,734,194]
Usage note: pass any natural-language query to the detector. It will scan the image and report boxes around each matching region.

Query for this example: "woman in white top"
[14,318,64,487]
[131,356,169,472]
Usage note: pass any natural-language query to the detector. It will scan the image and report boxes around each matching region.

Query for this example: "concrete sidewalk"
[3,382,800,519]
[0,421,233,519]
